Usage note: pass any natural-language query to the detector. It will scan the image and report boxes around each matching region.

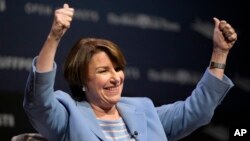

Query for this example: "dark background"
[0,0,249,140]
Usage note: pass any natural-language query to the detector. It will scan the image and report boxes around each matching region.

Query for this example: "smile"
[104,85,120,93]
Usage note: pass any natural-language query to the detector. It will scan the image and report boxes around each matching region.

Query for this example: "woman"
[23,3,237,141]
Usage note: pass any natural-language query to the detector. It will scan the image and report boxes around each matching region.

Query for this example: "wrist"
[209,61,226,69]
[210,48,229,67]
[48,32,62,41]
[213,47,229,56]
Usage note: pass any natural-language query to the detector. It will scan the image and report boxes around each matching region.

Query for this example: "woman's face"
[85,51,124,109]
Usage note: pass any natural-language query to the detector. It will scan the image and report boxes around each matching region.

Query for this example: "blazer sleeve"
[156,68,234,141]
[23,57,68,141]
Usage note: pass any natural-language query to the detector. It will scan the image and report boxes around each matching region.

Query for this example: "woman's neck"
[90,104,121,120]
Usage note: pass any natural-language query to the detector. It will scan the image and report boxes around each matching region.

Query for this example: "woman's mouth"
[104,85,120,94]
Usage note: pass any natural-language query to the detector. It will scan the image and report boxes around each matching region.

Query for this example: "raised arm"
[209,17,237,79]
[23,4,74,140]
[36,3,74,72]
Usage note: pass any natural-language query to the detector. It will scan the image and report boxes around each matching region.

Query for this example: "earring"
[82,86,86,91]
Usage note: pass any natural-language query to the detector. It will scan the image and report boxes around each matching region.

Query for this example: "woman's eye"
[98,70,107,73]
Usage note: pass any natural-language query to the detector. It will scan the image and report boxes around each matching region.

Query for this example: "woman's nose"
[111,71,120,85]
[111,79,120,85]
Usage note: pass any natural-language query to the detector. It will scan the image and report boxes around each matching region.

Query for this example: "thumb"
[213,17,220,29]
[63,3,69,8]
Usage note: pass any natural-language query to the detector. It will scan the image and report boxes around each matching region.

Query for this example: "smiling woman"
[23,3,238,141]
[86,51,124,108]
[63,38,126,103]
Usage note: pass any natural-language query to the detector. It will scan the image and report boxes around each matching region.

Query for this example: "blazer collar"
[77,101,147,141]
[76,101,106,140]
[117,102,147,141]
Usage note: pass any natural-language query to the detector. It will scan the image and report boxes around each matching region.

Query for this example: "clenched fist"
[49,3,74,40]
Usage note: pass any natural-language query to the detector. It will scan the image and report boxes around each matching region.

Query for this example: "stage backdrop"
[1,0,249,140]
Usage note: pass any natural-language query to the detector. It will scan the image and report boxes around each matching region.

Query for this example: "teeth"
[108,87,117,90]
[106,86,119,91]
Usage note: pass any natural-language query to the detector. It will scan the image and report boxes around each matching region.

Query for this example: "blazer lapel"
[76,101,147,141]
[117,102,147,141]
[76,101,106,141]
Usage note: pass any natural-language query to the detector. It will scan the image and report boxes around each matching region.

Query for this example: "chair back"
[11,133,47,141]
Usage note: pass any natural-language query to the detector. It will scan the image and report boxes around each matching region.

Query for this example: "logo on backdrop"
[0,113,15,128]
[0,0,6,12]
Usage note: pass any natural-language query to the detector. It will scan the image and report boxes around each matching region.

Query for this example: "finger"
[57,15,73,28]
[62,17,73,28]
[55,9,73,21]
[57,9,74,17]
[64,3,69,8]
[62,3,74,14]
[55,8,74,21]
[59,21,70,28]
[213,17,220,29]
[220,23,236,40]
[227,33,237,42]
[221,23,232,31]
[219,20,228,31]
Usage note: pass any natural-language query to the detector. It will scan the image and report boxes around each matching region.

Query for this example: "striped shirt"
[97,118,135,141]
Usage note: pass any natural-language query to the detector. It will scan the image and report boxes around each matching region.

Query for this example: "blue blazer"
[23,59,234,141]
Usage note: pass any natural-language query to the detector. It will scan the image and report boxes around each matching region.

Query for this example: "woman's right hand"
[49,3,74,40]
[36,4,74,72]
